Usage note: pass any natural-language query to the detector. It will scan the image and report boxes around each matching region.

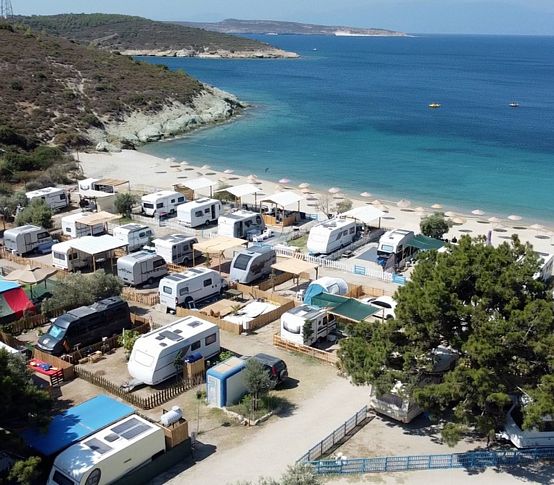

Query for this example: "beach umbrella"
[4,265,57,297]
[223,169,234,174]
[414,206,425,213]
[328,187,341,194]
[451,217,466,225]
[200,164,211,170]
[371,199,383,206]
[431,203,443,210]
[396,199,411,209]
[529,224,545,231]
[180,160,189,166]
[301,187,311,194]
[298,183,310,189]
[279,178,291,185]
[165,157,176,163]
[360,192,372,198]
[488,217,502,224]
[508,214,522,221]
[471,209,485,216]
[444,211,457,218]
[275,184,284,191]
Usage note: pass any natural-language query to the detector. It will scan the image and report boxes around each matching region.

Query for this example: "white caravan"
[152,234,198,265]
[377,229,415,260]
[47,414,165,485]
[159,267,225,311]
[26,187,68,211]
[62,213,105,238]
[307,217,357,255]
[51,240,90,271]
[117,251,168,286]
[177,198,221,228]
[229,246,276,284]
[141,190,185,217]
[3,225,52,256]
[217,210,265,240]
[113,223,153,252]
[128,316,220,385]
[280,305,336,346]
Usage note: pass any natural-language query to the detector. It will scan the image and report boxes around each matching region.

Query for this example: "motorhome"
[62,213,105,238]
[306,217,357,255]
[280,305,336,346]
[128,316,220,385]
[217,210,265,240]
[3,225,52,256]
[229,246,276,284]
[177,198,221,228]
[51,240,91,271]
[152,234,198,265]
[25,187,68,211]
[141,190,185,217]
[159,267,225,311]
[47,414,165,485]
[117,251,168,286]
[113,224,153,252]
[36,297,131,356]
[377,229,415,264]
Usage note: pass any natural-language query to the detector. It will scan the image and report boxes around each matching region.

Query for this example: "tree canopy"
[339,235,554,441]
[15,198,52,229]
[114,192,138,218]
[419,212,451,239]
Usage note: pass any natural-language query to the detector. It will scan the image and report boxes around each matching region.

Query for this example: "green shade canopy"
[407,234,446,251]
[311,293,380,322]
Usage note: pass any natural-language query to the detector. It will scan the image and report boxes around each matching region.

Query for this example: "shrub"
[420,212,452,239]
[114,192,138,217]
[15,199,52,228]
[336,198,353,214]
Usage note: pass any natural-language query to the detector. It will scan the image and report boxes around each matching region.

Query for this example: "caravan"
[47,414,165,485]
[377,229,415,265]
[229,246,276,284]
[152,234,198,265]
[51,240,90,271]
[128,316,220,385]
[26,187,68,211]
[141,190,185,217]
[117,251,168,286]
[62,213,105,238]
[280,305,336,346]
[113,224,153,252]
[217,210,265,240]
[307,218,357,255]
[3,225,52,256]
[159,268,225,311]
[177,198,221,228]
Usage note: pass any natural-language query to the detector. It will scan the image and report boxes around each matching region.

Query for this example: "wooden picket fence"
[121,287,160,306]
[273,334,338,366]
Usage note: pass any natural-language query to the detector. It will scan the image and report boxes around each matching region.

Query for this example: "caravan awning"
[341,206,385,224]
[181,177,217,191]
[311,293,379,322]
[407,234,445,251]
[193,236,247,254]
[261,192,304,207]
[215,183,261,198]
[69,235,127,255]
[95,178,129,188]
[272,258,318,276]
[74,211,120,226]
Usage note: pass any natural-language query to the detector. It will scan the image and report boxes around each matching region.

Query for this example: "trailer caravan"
[117,251,168,286]
[128,316,220,385]
[51,240,91,271]
[177,198,221,228]
[307,218,357,255]
[62,213,105,238]
[280,305,336,346]
[26,187,68,211]
[47,414,165,485]
[217,210,265,240]
[377,229,415,265]
[3,225,52,256]
[229,246,276,284]
[159,268,225,311]
[113,224,153,252]
[141,190,185,217]
[152,234,198,265]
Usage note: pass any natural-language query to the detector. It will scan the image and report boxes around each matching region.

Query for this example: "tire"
[146,277,153,286]
[185,297,194,309]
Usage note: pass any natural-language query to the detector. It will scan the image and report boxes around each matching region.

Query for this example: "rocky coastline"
[120,48,299,59]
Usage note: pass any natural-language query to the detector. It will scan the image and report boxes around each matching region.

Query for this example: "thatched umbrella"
[431,203,443,210]
[471,209,485,216]
[396,199,411,209]
[4,265,57,297]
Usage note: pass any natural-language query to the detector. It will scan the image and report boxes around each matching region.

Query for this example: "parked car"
[250,353,288,388]
[360,295,397,320]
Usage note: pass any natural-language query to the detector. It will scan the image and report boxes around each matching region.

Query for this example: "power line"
[0,0,13,19]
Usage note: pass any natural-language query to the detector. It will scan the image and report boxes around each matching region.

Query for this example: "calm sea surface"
[139,35,554,221]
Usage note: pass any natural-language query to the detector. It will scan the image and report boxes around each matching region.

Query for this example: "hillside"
[176,19,406,37]
[16,14,298,58]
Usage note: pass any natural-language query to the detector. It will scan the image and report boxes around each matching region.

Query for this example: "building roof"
[179,177,216,191]
[261,191,304,208]
[26,187,65,197]
[68,235,128,255]
[152,234,196,246]
[215,183,261,198]
[341,206,385,224]
[75,211,121,226]
[407,234,446,251]
[4,224,41,235]
[220,210,259,221]
[194,236,247,254]
[22,395,134,456]
[272,258,318,276]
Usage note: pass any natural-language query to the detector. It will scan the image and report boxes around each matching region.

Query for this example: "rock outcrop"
[120,48,299,59]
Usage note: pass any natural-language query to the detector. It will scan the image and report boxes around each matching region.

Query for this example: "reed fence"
[257,272,294,291]
[0,248,66,278]
[8,307,66,335]
[273,334,338,365]
[121,287,160,306]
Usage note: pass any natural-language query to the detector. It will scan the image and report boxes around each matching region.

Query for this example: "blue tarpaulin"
[22,395,134,456]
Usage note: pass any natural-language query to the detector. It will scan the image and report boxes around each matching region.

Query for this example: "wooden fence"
[257,272,294,291]
[33,348,76,381]
[273,334,338,366]
[235,283,295,306]
[249,300,295,332]
[175,308,243,335]
[74,366,205,409]
[121,287,160,306]
[0,248,66,278]
[8,307,66,335]
[0,330,26,349]
[361,286,386,298]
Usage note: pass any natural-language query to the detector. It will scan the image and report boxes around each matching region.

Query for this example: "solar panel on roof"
[84,438,112,455]
[121,423,150,440]
[159,330,183,342]
[187,320,202,328]
[188,268,204,274]
[111,417,140,435]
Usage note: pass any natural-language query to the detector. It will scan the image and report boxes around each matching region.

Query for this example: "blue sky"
[14,0,554,35]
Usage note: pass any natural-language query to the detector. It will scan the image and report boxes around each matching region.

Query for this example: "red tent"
[0,281,36,323]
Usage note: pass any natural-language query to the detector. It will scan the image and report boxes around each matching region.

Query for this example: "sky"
[13,0,554,35]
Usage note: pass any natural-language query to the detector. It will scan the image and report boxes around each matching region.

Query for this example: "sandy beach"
[77,149,554,258]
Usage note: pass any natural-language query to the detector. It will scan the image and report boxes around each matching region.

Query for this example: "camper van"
[152,234,198,265]
[280,305,336,346]
[307,218,357,255]
[26,187,68,211]
[47,414,165,485]
[117,251,168,286]
[377,229,415,264]
[113,224,153,252]
[217,210,265,240]
[229,246,276,284]
[159,268,226,311]
[51,240,91,271]
[128,316,220,385]
[36,297,131,356]
[62,213,105,238]
[3,225,52,256]
[141,190,185,217]
[177,198,221,228]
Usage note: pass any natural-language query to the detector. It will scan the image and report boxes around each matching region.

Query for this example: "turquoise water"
[139,35,554,222]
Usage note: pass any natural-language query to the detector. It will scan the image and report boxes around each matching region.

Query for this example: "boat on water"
[428,103,441,109]
[509,102,519,108]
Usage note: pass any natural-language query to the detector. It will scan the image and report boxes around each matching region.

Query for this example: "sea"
[139,34,554,222]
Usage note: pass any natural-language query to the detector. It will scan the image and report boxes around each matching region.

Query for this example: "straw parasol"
[396,199,411,209]
[223,169,234,174]
[488,216,502,224]
[4,265,57,297]
[301,187,311,194]
[279,178,291,185]
[371,199,383,206]
[180,160,189,166]
[298,183,310,189]
[328,187,341,194]
[360,192,372,198]
[451,217,466,225]
[529,223,545,231]
[508,214,522,221]
[431,203,443,210]
[471,209,485,216]
[444,211,457,218]
[414,206,425,213]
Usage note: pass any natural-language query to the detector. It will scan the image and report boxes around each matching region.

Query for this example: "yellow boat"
[428,103,441,109]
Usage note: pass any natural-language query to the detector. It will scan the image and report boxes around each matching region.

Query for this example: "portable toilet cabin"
[303,277,348,305]
[206,357,248,408]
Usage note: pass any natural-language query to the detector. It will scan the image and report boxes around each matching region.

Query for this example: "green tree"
[0,192,27,223]
[244,358,272,411]
[338,235,554,442]
[8,456,42,485]
[114,192,138,218]
[15,198,52,228]
[336,199,353,214]
[236,463,321,485]
[419,212,452,239]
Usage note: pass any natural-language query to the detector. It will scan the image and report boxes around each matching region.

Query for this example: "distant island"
[175,18,406,37]
[15,14,299,59]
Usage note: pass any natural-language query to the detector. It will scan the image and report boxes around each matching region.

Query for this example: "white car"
[360,296,397,320]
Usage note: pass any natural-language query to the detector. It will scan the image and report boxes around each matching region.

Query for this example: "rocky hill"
[16,14,298,58]
[0,22,244,151]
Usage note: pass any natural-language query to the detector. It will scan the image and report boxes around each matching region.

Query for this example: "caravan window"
[233,254,251,271]
[195,210,203,217]
[191,340,201,350]
[283,320,300,334]
[139,232,147,238]
[205,333,217,346]
[349,227,355,234]
[255,216,262,225]
[381,244,394,253]
[179,287,189,296]
[53,252,66,261]
[64,227,71,233]
[171,199,176,203]
[143,203,154,209]
[37,231,49,239]
[204,208,210,214]
[163,286,173,294]
[156,203,164,209]
[52,470,74,485]
[153,258,165,269]
[335,233,342,241]
[178,197,185,203]
[60,193,67,200]
[203,279,212,287]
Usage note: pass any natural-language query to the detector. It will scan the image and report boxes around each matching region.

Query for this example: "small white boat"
[428,103,441,109]
[509,102,519,108]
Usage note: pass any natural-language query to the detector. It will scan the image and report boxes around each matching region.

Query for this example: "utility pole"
[0,0,13,19]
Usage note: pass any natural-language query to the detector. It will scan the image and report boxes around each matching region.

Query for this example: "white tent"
[69,235,127,255]
[216,183,261,198]
[260,192,304,208]
[178,177,217,197]
[341,205,385,225]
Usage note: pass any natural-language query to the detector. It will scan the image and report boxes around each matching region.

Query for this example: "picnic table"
[225,288,243,301]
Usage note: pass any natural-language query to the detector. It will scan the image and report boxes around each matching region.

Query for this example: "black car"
[251,353,288,388]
